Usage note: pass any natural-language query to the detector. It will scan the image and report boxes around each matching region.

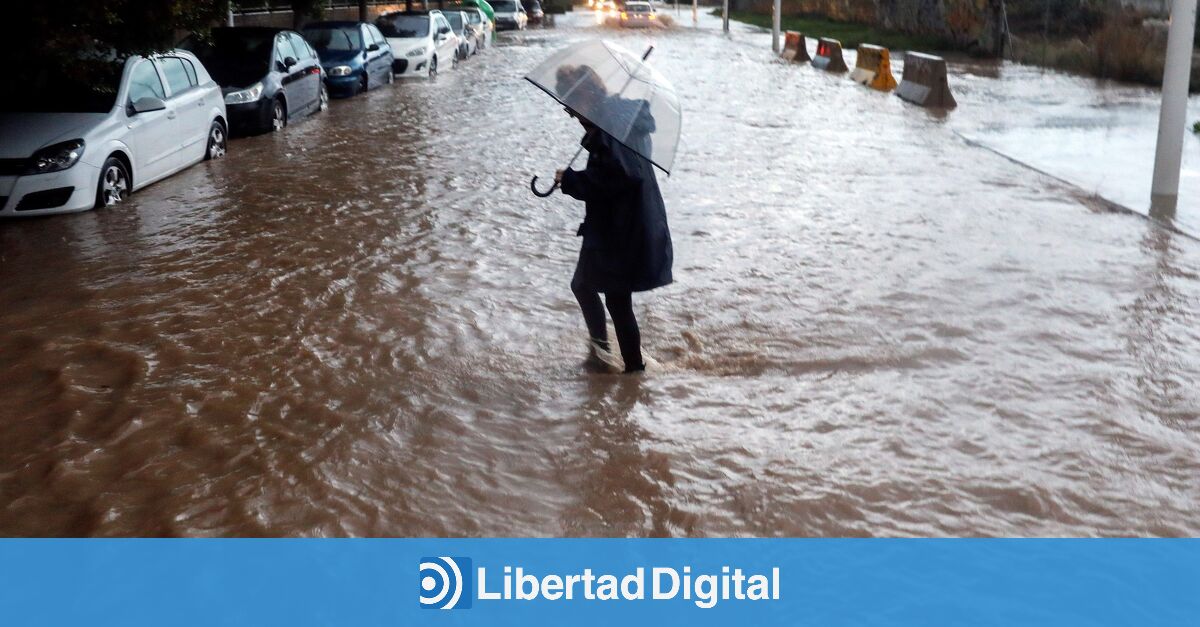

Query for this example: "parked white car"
[376,10,460,78]
[446,11,478,60]
[0,51,227,217]
[491,0,528,30]
[466,8,493,50]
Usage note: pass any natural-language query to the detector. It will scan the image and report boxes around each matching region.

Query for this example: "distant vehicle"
[596,0,620,20]
[184,27,328,135]
[377,10,461,77]
[445,11,477,59]
[0,51,227,216]
[491,0,528,30]
[619,1,659,27]
[302,21,394,97]
[465,8,493,50]
[523,0,544,25]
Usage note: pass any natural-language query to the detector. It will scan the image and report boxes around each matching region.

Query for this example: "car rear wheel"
[271,99,287,132]
[94,156,130,209]
[205,121,227,160]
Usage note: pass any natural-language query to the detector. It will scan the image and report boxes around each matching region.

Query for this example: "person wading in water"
[552,65,673,374]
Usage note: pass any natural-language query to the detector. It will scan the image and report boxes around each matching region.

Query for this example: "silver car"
[0,51,228,216]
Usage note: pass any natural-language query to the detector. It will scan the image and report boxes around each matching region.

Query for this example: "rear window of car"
[491,1,517,11]
[628,3,651,11]
[446,13,464,29]
[378,15,430,38]
[466,10,482,24]
[367,24,388,45]
[160,57,196,94]
[303,26,362,52]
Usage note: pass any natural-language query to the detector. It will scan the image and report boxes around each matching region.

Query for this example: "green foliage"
[720,10,954,52]
[1193,121,1200,135]
[0,0,322,89]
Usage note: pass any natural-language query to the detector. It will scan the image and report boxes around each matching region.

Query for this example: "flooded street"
[2,11,1199,537]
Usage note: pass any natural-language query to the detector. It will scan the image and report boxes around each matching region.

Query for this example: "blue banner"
[0,539,1195,626]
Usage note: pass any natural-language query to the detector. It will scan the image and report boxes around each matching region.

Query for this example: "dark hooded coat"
[560,99,673,294]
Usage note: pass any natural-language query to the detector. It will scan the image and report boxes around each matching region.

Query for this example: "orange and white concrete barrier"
[780,31,810,62]
[850,44,897,91]
[811,38,848,72]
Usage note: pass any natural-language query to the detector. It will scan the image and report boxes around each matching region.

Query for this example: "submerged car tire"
[270,98,287,132]
[359,74,369,94]
[204,120,227,160]
[429,55,438,78]
[386,69,394,85]
[319,84,329,111]
[94,156,130,209]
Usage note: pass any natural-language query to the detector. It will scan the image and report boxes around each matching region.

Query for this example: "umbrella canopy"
[525,39,681,174]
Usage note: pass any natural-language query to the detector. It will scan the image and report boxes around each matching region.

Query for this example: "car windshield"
[491,1,517,11]
[184,29,273,86]
[446,13,464,30]
[303,26,362,52]
[378,15,430,38]
[1,60,124,113]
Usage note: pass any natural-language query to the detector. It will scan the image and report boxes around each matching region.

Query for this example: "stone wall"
[876,0,1007,52]
[232,4,407,28]
[740,0,1008,54]
[1118,0,1168,17]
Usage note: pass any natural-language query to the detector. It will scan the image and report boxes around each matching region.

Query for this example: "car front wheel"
[270,98,287,132]
[95,156,130,209]
[205,121,227,160]
[429,55,438,78]
[319,84,329,111]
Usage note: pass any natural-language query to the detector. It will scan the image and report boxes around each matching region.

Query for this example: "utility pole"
[692,0,697,27]
[1151,0,1198,214]
[771,0,781,52]
[227,6,235,26]
[722,0,729,33]
[359,0,369,21]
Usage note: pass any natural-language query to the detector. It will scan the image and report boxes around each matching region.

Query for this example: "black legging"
[572,275,644,372]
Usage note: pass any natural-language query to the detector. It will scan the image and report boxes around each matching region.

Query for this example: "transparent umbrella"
[525,39,681,197]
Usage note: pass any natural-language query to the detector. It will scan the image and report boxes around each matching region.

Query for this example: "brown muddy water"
[1,12,1198,537]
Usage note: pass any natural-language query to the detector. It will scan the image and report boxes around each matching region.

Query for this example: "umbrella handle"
[530,175,559,198]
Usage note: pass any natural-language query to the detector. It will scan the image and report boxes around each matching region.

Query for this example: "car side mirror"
[284,56,298,68]
[367,43,380,51]
[130,96,166,114]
